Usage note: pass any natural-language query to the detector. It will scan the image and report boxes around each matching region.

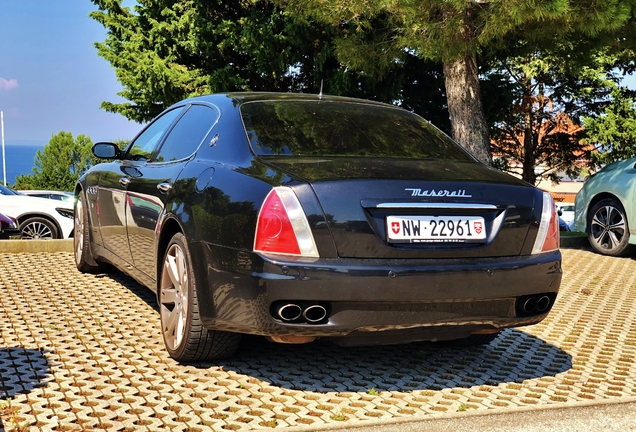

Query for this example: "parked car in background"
[75,92,562,362]
[0,212,21,240]
[557,204,575,230]
[0,184,74,239]
[574,157,636,256]
[19,190,74,203]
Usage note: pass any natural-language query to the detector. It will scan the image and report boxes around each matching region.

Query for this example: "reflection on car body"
[74,93,562,362]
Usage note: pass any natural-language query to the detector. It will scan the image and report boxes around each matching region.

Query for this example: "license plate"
[386,216,486,243]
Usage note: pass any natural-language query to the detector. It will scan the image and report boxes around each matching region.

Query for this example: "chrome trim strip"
[376,203,498,210]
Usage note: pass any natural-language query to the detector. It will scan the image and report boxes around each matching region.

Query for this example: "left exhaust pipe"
[277,304,302,321]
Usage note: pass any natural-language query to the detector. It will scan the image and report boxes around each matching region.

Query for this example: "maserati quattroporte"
[74,93,562,361]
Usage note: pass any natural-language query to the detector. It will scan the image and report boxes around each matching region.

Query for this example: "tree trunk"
[522,106,536,185]
[443,54,491,165]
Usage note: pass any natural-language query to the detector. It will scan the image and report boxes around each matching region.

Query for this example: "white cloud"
[0,78,18,91]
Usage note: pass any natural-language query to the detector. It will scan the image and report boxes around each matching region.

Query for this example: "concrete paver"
[0,249,635,431]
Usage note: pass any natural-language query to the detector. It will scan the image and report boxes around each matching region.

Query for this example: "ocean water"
[0,143,45,186]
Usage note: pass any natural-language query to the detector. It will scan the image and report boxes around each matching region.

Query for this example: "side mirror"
[92,142,121,159]
[557,209,563,216]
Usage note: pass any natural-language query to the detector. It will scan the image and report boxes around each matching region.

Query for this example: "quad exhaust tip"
[273,301,329,324]
[517,293,555,316]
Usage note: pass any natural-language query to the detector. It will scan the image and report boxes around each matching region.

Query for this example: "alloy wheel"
[590,205,626,251]
[160,243,189,351]
[22,221,53,239]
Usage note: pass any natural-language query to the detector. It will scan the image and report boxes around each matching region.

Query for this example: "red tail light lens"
[254,187,319,257]
[532,192,560,254]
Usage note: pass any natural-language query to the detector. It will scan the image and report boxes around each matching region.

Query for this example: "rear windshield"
[240,100,475,161]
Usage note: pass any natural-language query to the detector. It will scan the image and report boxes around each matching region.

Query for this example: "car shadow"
[212,332,572,393]
[0,347,53,429]
[107,270,572,394]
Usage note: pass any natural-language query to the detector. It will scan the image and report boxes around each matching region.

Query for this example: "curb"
[0,239,73,253]
[282,397,636,432]
[559,235,589,249]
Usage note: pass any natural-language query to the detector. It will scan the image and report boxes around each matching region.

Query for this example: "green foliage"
[13,132,94,191]
[90,0,451,125]
[584,87,636,165]
[486,35,631,184]
[286,0,632,64]
[282,0,634,164]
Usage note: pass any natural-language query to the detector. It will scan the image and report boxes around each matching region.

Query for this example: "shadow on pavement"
[0,347,53,429]
[109,270,572,394]
[214,332,571,393]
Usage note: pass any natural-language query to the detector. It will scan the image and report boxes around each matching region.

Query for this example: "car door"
[125,103,220,279]
[98,106,186,264]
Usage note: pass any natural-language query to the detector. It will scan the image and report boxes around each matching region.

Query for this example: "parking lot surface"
[0,249,635,431]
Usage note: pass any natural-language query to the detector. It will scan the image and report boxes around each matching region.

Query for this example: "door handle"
[157,182,173,194]
[119,177,131,188]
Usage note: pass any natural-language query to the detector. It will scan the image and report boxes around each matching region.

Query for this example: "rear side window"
[154,104,219,162]
[127,107,185,161]
[240,100,475,161]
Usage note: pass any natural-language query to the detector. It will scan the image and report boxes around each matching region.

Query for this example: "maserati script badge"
[405,188,472,197]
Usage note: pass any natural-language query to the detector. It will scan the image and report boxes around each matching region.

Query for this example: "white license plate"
[386,216,486,243]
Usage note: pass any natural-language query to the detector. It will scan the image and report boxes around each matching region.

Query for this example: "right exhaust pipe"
[517,293,555,316]
[303,305,327,323]
[536,295,551,312]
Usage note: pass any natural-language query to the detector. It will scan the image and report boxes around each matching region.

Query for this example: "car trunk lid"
[262,157,537,259]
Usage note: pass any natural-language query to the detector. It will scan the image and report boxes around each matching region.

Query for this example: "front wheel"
[587,198,634,257]
[20,217,58,239]
[159,233,241,362]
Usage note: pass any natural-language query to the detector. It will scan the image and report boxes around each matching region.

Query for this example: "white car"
[0,184,74,239]
[19,190,74,204]
[557,204,575,229]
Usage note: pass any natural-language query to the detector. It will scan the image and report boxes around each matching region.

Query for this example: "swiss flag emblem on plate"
[474,221,483,235]
[391,221,400,234]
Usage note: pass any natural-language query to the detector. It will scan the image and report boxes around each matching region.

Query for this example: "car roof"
[178,92,395,109]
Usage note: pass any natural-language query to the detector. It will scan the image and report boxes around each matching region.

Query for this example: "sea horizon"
[1,142,46,186]
[2,139,49,147]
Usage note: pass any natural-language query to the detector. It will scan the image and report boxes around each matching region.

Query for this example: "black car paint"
[77,93,561,345]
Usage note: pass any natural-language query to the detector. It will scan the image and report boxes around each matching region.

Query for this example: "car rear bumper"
[192,242,562,344]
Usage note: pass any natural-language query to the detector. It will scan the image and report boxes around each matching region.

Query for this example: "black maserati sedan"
[74,93,562,362]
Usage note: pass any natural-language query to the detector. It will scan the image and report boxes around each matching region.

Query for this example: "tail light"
[531,192,560,254]
[254,186,319,257]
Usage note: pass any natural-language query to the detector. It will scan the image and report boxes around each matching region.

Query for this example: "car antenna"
[318,80,324,100]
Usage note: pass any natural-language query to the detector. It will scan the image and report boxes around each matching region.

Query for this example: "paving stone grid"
[0,249,635,431]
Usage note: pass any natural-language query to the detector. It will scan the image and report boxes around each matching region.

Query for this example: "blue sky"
[0,1,141,145]
[0,2,634,146]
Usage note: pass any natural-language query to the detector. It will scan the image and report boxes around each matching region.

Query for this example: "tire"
[587,198,634,257]
[20,217,58,239]
[159,232,241,362]
[439,332,500,347]
[74,193,105,273]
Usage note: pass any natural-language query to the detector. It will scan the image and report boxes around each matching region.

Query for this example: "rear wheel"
[587,198,634,257]
[159,233,241,362]
[74,193,105,273]
[20,217,58,239]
